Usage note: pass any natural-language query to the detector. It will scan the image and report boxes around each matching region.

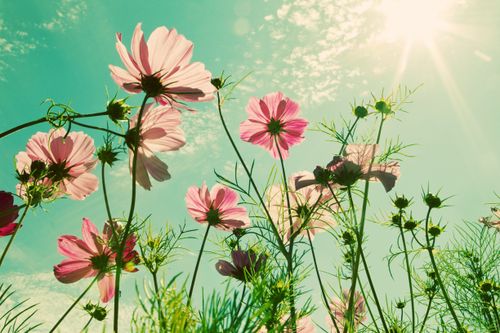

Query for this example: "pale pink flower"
[215,250,266,282]
[185,182,251,231]
[259,315,316,333]
[109,23,215,110]
[326,290,366,332]
[53,218,139,303]
[15,129,98,200]
[240,92,308,160]
[127,103,185,190]
[295,144,400,192]
[478,208,500,231]
[268,171,337,243]
[0,191,19,237]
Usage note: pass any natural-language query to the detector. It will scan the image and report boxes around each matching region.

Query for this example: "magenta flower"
[127,103,185,190]
[53,218,139,303]
[240,92,308,160]
[326,290,366,332]
[185,182,251,231]
[15,129,98,200]
[0,191,19,237]
[268,171,337,243]
[109,23,215,110]
[216,250,266,282]
[296,144,400,192]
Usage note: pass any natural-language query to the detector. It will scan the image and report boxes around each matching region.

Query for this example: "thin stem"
[215,91,288,257]
[339,117,360,155]
[71,120,125,138]
[307,229,340,333]
[187,225,211,303]
[275,137,297,333]
[491,294,500,332]
[398,209,415,333]
[81,316,93,332]
[418,294,434,333]
[235,283,247,317]
[50,276,97,333]
[424,207,462,331]
[357,279,380,332]
[345,115,384,332]
[0,201,30,268]
[152,271,165,328]
[0,111,108,139]
[101,163,114,223]
[113,95,149,333]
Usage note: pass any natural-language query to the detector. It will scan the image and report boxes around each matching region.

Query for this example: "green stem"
[152,271,165,328]
[339,117,360,155]
[50,276,97,333]
[0,201,30,268]
[71,120,125,138]
[307,230,341,333]
[275,137,297,333]
[398,209,415,333]
[187,225,211,303]
[424,207,462,331]
[491,294,500,331]
[81,316,93,332]
[113,95,149,333]
[418,294,434,333]
[0,111,108,139]
[215,91,288,257]
[357,279,380,332]
[345,115,384,332]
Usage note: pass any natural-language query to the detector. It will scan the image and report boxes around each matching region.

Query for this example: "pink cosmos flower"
[295,144,400,192]
[0,191,19,237]
[109,23,215,110]
[240,92,308,160]
[185,182,251,231]
[53,218,139,303]
[326,290,366,332]
[15,128,98,200]
[259,316,316,333]
[215,250,266,282]
[127,103,185,190]
[268,172,337,243]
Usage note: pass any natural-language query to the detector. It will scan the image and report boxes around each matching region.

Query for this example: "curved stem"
[0,201,30,268]
[187,225,211,303]
[81,316,93,332]
[113,95,149,332]
[50,276,97,333]
[235,283,247,317]
[275,138,297,333]
[418,294,434,333]
[398,209,415,333]
[424,207,462,331]
[71,120,125,138]
[215,91,287,257]
[307,230,340,333]
[0,111,108,139]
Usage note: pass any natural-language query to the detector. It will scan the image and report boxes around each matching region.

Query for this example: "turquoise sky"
[0,0,499,331]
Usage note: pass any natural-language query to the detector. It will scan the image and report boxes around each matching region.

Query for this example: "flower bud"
[83,302,108,321]
[107,98,131,123]
[428,224,444,237]
[341,230,356,245]
[391,214,402,227]
[30,160,47,179]
[424,193,442,208]
[393,195,410,209]
[396,300,406,309]
[354,105,368,118]
[211,77,223,90]
[375,100,391,115]
[403,218,418,230]
[313,166,332,186]
[97,143,120,167]
[479,280,494,293]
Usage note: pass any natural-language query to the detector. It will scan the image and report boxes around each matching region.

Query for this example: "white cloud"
[41,0,88,32]
[474,50,492,62]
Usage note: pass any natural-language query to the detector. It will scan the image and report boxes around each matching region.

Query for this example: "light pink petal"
[164,62,215,102]
[57,235,93,259]
[129,149,152,191]
[63,173,99,200]
[211,185,238,211]
[15,151,32,173]
[115,32,141,77]
[53,259,94,283]
[131,23,151,75]
[240,120,268,142]
[185,185,210,222]
[345,144,379,167]
[97,273,115,303]
[156,28,194,73]
[65,132,96,171]
[363,162,400,192]
[109,65,142,93]
[262,92,284,118]
[279,98,301,122]
[25,132,51,163]
[141,151,171,183]
[81,218,100,253]
[49,135,73,163]
[283,118,308,136]
[246,96,270,122]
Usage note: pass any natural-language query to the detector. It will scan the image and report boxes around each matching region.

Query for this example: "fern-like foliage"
[0,283,41,333]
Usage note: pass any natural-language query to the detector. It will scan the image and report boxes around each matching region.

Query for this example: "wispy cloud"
[40,0,88,32]
[474,50,492,62]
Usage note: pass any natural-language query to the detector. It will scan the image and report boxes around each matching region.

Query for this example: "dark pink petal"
[81,218,100,253]
[215,260,237,277]
[245,96,270,122]
[53,259,94,283]
[185,185,210,223]
[57,235,93,259]
[0,223,18,237]
[261,92,284,118]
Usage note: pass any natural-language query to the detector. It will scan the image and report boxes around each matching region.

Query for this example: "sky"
[0,0,499,331]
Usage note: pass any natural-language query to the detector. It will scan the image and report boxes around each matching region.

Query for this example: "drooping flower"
[326,290,366,332]
[0,191,19,237]
[240,92,308,160]
[478,207,500,231]
[109,23,215,110]
[185,182,251,231]
[15,129,98,200]
[215,250,266,282]
[295,144,400,192]
[127,103,185,190]
[259,315,316,333]
[53,218,139,302]
[268,171,337,243]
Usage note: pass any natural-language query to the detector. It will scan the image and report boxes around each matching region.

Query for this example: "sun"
[379,0,452,45]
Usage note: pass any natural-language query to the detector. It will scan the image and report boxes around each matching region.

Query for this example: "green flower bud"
[354,105,368,118]
[341,230,356,245]
[424,193,442,208]
[393,195,410,209]
[375,100,391,114]
[428,224,444,237]
[107,98,131,123]
[391,214,402,227]
[211,77,223,90]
